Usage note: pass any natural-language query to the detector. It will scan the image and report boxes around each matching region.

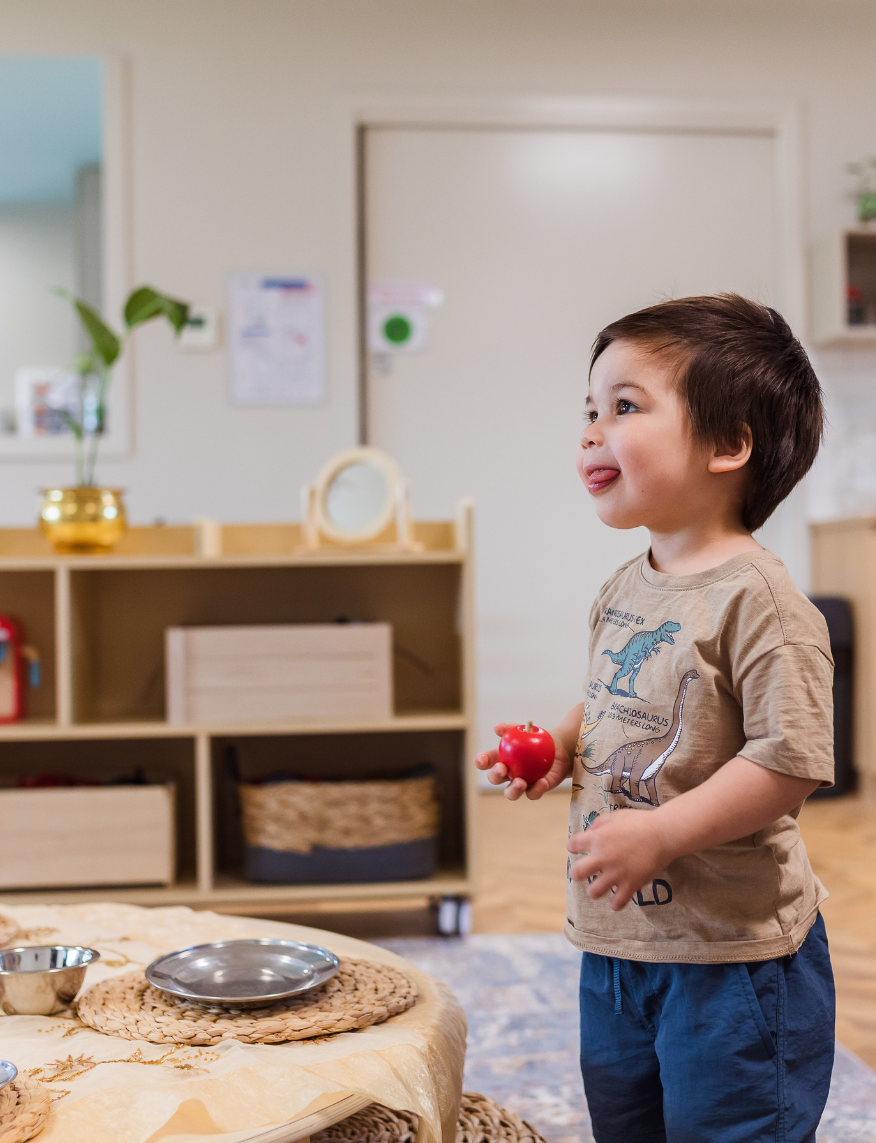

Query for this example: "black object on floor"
[809,596,855,798]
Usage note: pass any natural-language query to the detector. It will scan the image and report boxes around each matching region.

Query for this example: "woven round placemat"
[77,958,418,1046]
[312,1093,547,1143]
[0,1077,51,1143]
[0,915,22,949]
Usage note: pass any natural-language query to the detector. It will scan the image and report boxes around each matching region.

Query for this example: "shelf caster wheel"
[437,895,472,936]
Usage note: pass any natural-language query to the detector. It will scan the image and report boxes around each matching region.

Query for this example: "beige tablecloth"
[0,903,466,1143]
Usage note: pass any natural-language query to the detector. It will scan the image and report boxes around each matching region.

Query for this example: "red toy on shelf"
[0,617,40,724]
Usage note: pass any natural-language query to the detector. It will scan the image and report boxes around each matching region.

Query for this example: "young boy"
[476,295,835,1143]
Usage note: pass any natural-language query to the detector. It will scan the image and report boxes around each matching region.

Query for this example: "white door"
[364,127,780,749]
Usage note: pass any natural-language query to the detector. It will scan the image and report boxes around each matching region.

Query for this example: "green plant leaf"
[123,287,163,327]
[124,286,190,335]
[55,289,121,367]
[78,302,121,366]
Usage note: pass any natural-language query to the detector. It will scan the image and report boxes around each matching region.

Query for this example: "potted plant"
[39,286,189,553]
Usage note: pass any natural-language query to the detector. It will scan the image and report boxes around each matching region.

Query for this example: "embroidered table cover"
[0,903,466,1143]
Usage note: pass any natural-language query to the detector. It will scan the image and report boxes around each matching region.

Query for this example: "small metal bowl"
[0,1061,16,1091]
[0,946,100,1016]
[145,939,340,1007]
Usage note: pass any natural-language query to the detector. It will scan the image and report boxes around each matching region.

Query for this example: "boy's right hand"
[475,723,573,801]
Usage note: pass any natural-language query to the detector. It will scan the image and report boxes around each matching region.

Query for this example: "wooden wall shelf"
[811,228,876,346]
[0,505,477,922]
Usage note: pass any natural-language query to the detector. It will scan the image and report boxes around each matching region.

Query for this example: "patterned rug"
[379,933,876,1143]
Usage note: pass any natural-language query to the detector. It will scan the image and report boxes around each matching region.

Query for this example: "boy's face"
[578,339,724,533]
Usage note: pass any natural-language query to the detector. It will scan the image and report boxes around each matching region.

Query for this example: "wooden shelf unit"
[0,507,478,914]
[811,228,876,346]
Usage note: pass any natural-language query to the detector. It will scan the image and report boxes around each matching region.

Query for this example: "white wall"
[365,125,784,749]
[0,0,871,534]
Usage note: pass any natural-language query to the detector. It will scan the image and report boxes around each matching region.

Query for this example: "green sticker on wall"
[383,314,413,344]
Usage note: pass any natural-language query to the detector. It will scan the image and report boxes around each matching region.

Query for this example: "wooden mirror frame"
[301,447,423,549]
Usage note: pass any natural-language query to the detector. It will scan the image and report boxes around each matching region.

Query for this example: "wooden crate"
[165,622,393,724]
[0,785,175,889]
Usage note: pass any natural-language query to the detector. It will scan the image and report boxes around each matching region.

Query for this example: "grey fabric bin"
[243,836,438,884]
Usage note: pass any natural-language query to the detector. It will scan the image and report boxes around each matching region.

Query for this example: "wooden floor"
[471,789,569,934]
[471,791,876,1068]
[797,797,876,1067]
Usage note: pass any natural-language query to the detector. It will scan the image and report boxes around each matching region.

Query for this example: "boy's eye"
[617,399,636,415]
[585,410,598,424]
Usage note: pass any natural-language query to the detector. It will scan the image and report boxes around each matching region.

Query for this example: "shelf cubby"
[210,728,466,883]
[812,228,876,345]
[0,570,56,721]
[69,562,462,722]
[0,736,197,886]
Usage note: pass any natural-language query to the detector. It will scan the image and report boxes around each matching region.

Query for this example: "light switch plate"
[180,306,220,351]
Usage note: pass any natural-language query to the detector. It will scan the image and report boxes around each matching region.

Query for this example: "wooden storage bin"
[166,623,393,725]
[0,784,175,889]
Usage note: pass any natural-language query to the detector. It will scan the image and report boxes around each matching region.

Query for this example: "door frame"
[350,95,805,445]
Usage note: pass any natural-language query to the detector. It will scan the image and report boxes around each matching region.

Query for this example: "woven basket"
[312,1093,547,1143]
[0,1077,51,1143]
[240,772,439,854]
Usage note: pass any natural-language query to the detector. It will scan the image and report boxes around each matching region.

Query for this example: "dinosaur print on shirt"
[600,620,681,699]
[583,669,700,806]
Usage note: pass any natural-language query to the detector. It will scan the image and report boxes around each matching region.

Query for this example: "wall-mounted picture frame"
[14,368,82,438]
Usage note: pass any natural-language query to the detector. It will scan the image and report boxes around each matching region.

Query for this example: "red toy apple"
[499,721,555,785]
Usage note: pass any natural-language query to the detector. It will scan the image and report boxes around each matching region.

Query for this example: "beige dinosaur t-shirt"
[565,548,834,964]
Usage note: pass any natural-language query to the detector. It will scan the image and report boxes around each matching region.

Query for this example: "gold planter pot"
[40,488,127,554]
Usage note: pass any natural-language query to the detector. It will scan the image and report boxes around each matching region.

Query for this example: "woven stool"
[312,1093,547,1143]
[0,1077,51,1143]
[0,916,21,950]
[77,959,418,1046]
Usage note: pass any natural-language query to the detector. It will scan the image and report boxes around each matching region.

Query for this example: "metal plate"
[145,940,340,1006]
[0,1061,17,1091]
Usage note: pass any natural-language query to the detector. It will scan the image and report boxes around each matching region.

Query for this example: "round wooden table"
[0,903,466,1143]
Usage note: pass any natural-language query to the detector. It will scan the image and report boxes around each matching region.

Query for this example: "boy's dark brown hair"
[590,294,823,532]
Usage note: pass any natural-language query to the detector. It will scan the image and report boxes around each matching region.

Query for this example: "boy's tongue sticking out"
[583,465,620,493]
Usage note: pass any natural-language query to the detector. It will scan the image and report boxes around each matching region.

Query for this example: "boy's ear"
[708,424,752,474]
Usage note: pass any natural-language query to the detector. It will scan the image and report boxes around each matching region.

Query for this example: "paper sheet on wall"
[229,274,324,405]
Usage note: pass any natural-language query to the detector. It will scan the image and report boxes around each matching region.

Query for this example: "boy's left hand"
[569,757,823,911]
[568,809,673,911]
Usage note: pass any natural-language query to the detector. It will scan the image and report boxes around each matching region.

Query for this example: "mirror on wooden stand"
[301,447,423,550]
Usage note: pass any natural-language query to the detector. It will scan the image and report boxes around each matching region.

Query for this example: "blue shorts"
[579,913,835,1143]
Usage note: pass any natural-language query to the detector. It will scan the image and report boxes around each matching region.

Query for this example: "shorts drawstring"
[612,958,623,1015]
